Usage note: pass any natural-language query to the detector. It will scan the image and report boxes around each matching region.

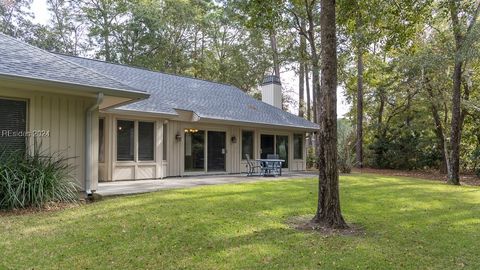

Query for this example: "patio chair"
[245,154,261,176]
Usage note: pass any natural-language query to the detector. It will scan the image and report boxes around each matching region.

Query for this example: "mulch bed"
[352,168,480,186]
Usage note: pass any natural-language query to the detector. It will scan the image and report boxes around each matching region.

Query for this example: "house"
[0,33,318,195]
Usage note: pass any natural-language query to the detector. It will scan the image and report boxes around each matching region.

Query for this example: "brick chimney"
[261,75,282,109]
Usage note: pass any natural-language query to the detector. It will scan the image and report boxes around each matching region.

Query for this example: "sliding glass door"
[184,130,205,172]
[260,134,289,168]
[260,134,275,159]
[184,130,226,173]
[207,131,226,171]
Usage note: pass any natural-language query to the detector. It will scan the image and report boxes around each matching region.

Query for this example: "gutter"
[85,93,104,197]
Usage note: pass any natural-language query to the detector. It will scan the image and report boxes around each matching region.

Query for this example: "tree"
[446,0,480,185]
[0,0,33,38]
[75,0,130,61]
[47,0,86,55]
[312,0,348,229]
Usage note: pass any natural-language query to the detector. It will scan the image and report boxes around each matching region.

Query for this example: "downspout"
[85,93,104,197]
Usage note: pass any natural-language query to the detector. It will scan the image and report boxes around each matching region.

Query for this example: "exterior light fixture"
[184,128,198,133]
[231,136,237,143]
[175,133,182,141]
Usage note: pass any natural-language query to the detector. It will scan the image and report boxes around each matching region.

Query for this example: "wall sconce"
[175,133,182,142]
[231,136,237,143]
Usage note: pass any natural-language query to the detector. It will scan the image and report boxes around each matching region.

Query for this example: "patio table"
[256,159,285,176]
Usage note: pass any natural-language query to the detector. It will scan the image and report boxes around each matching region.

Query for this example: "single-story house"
[0,33,318,195]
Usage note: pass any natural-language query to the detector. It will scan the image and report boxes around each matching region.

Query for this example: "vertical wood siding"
[0,87,97,190]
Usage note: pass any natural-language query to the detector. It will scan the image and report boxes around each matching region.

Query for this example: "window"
[117,120,134,161]
[138,122,154,161]
[0,98,27,153]
[241,131,254,159]
[99,118,105,163]
[294,134,303,159]
[162,123,168,161]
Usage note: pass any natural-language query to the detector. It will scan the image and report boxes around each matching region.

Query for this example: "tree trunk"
[306,63,312,148]
[298,20,306,118]
[355,5,364,169]
[312,0,347,229]
[355,44,364,168]
[447,0,463,185]
[269,29,280,78]
[306,63,311,122]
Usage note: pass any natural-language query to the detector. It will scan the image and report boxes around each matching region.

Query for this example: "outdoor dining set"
[245,154,285,177]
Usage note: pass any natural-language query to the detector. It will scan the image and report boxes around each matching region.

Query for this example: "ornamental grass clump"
[0,147,78,210]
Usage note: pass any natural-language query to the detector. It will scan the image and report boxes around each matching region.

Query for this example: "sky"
[29,0,351,118]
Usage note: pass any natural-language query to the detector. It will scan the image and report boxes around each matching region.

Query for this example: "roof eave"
[0,72,150,100]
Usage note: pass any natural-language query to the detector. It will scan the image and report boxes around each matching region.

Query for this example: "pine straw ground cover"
[1,173,479,269]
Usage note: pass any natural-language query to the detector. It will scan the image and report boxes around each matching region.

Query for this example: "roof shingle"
[0,33,141,93]
[60,55,318,130]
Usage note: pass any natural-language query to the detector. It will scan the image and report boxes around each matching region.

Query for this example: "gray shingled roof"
[59,55,318,130]
[0,33,142,94]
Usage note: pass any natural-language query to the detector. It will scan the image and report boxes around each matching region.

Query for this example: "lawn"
[1,174,480,269]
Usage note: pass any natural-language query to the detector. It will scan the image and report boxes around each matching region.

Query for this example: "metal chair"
[245,154,261,176]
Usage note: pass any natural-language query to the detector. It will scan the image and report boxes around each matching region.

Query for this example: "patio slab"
[97,172,317,196]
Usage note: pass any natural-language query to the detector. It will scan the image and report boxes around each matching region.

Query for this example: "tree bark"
[306,63,311,122]
[355,42,364,168]
[269,29,280,78]
[298,20,306,118]
[354,3,364,169]
[312,0,347,229]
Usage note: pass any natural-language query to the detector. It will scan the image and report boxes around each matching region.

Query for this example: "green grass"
[1,173,480,269]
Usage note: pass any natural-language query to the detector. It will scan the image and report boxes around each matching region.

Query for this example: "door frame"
[207,130,227,172]
[259,132,290,169]
[182,124,229,175]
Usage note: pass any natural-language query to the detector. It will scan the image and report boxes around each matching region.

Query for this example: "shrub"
[0,146,79,210]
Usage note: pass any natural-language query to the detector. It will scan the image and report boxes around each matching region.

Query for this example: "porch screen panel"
[241,131,254,159]
[293,134,303,159]
[276,135,288,168]
[99,118,105,163]
[117,120,134,161]
[0,98,27,152]
[162,123,167,161]
[138,122,154,161]
[184,130,205,171]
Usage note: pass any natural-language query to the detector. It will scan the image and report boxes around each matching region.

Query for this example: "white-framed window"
[116,120,155,162]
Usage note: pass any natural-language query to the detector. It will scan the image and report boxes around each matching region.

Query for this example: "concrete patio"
[97,172,317,196]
